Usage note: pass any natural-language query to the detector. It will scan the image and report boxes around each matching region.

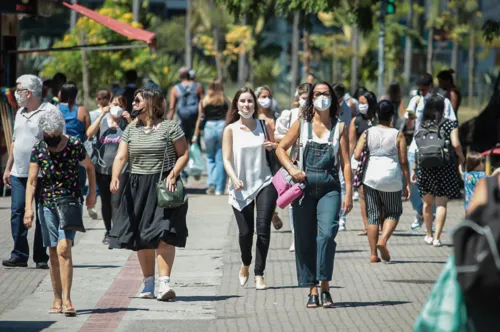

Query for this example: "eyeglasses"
[134,97,142,104]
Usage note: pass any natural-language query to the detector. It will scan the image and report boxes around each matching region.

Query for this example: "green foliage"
[252,56,283,87]
[482,20,500,43]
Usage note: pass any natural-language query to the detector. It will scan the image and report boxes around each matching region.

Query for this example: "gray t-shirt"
[121,119,184,174]
[94,115,128,175]
[12,102,59,177]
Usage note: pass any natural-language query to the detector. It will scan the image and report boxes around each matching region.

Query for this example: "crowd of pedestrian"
[2,66,498,318]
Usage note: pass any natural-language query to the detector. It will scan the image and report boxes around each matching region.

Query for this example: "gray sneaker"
[410,214,424,230]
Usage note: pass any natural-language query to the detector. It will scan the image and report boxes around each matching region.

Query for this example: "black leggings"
[96,172,128,233]
[232,184,277,276]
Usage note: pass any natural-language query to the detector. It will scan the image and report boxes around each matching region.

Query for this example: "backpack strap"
[176,83,185,94]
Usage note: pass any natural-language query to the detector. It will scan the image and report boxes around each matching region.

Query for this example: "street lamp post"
[377,0,387,99]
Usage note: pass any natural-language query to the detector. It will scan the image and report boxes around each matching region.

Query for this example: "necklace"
[141,122,160,134]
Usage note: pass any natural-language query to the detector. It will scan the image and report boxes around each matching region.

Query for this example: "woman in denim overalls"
[277,81,353,308]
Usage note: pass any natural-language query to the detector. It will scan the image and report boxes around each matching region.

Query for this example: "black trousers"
[232,184,277,276]
[96,172,128,233]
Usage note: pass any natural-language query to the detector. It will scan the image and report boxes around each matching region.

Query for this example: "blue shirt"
[463,171,487,210]
[59,104,86,142]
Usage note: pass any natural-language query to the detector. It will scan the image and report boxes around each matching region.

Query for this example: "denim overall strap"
[306,118,338,144]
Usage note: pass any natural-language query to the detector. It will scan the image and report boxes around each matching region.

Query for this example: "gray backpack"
[176,83,200,121]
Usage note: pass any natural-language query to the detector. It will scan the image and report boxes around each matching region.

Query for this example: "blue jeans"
[9,176,48,263]
[408,152,436,216]
[204,120,227,193]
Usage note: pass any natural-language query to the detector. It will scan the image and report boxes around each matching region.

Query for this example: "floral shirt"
[463,171,487,211]
[30,136,87,208]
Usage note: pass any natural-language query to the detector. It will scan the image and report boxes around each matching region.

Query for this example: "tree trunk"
[403,0,413,88]
[468,30,475,107]
[237,15,248,87]
[213,26,223,82]
[132,0,141,23]
[185,0,192,68]
[302,28,311,80]
[290,12,300,98]
[80,33,89,108]
[451,40,458,78]
[350,23,359,93]
[426,27,433,73]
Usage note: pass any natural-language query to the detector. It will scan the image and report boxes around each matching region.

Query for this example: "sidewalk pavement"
[0,182,465,332]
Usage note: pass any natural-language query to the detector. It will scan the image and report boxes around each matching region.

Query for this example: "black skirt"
[109,172,188,251]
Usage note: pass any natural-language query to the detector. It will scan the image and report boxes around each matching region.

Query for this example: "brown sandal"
[64,306,77,317]
[272,212,283,230]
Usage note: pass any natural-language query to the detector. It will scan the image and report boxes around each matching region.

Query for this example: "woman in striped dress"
[354,100,411,263]
[109,89,189,301]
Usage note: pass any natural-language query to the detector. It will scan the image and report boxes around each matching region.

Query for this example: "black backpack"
[415,119,454,168]
[453,176,500,303]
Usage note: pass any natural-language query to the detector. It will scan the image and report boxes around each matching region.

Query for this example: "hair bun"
[448,68,455,74]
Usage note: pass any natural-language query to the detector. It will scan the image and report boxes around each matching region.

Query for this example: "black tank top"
[354,115,373,140]
[204,103,228,121]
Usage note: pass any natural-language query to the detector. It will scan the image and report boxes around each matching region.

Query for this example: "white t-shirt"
[274,107,300,141]
[405,94,456,153]
[84,108,103,156]
[11,102,59,178]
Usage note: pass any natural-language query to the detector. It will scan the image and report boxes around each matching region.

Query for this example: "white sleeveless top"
[363,126,402,192]
[228,120,272,211]
[298,119,341,169]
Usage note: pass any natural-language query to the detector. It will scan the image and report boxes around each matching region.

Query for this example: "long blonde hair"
[203,80,225,106]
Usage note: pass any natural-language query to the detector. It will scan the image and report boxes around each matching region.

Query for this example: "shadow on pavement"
[175,295,241,302]
[0,321,56,331]
[391,233,426,237]
[185,188,207,195]
[266,285,343,290]
[73,264,121,269]
[336,249,366,253]
[385,279,435,284]
[335,300,410,308]
[76,307,149,315]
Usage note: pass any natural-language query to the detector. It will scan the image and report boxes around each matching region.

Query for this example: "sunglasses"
[134,97,142,104]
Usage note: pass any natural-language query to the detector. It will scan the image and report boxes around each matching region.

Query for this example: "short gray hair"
[39,108,65,136]
[16,74,43,98]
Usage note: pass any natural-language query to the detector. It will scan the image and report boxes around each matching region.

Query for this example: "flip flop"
[64,306,77,317]
[48,306,63,314]
[272,213,283,230]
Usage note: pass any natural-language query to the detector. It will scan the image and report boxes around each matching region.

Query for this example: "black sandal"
[321,291,335,308]
[306,294,320,308]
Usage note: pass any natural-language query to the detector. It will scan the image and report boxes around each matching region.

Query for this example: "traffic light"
[386,0,396,15]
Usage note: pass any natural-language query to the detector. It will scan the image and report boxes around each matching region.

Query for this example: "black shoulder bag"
[259,119,282,175]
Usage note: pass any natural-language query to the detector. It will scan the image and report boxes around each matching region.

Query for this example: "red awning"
[62,2,156,48]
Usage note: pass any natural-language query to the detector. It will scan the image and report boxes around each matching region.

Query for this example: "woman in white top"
[222,87,278,290]
[274,82,311,252]
[277,81,353,309]
[354,100,411,263]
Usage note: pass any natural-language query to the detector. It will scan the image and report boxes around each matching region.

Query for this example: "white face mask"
[299,99,307,108]
[15,90,29,107]
[313,96,331,112]
[238,110,254,119]
[110,105,124,118]
[358,103,369,115]
[258,97,271,109]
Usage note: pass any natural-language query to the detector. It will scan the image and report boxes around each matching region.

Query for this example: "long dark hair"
[362,91,377,120]
[59,82,78,108]
[303,81,338,122]
[226,87,258,125]
[422,94,445,126]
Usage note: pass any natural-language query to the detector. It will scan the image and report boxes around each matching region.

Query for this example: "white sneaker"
[353,191,360,201]
[255,276,266,290]
[157,277,176,301]
[411,214,424,230]
[339,218,347,231]
[433,239,442,247]
[424,236,434,245]
[139,276,155,299]
[289,241,295,252]
[87,208,99,220]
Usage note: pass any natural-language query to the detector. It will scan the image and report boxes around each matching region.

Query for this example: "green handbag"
[156,142,185,209]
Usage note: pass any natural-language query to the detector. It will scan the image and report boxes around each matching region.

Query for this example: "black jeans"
[96,172,128,233]
[232,184,277,276]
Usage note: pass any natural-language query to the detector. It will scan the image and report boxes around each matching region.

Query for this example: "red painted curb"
[79,253,142,332]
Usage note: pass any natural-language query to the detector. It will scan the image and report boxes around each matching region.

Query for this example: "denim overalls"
[293,118,342,287]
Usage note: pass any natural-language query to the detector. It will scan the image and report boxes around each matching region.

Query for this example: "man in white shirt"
[2,75,58,268]
[405,73,457,231]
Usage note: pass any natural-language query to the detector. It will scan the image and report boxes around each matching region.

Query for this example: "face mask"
[299,99,307,108]
[130,108,144,118]
[358,103,369,115]
[258,97,271,109]
[313,96,331,112]
[110,105,124,118]
[15,91,29,107]
[44,135,61,148]
[238,110,254,119]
